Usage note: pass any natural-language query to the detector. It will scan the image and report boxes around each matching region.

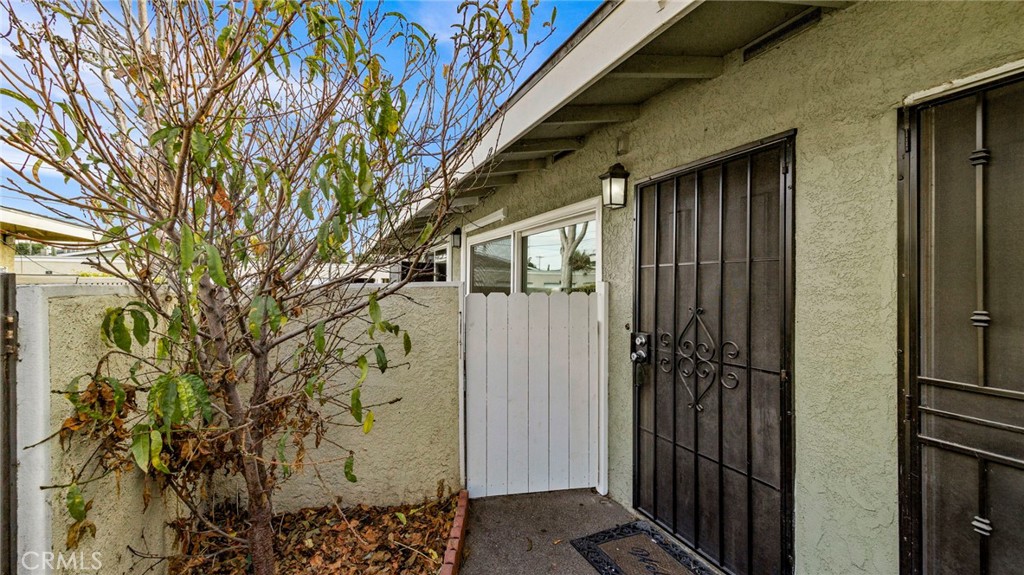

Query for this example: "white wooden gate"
[464,291,602,498]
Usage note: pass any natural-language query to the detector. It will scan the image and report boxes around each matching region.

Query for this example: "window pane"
[985,81,1024,391]
[522,221,597,294]
[918,98,978,384]
[433,248,448,281]
[470,236,512,294]
[398,256,433,282]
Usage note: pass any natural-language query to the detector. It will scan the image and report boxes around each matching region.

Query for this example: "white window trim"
[461,197,602,294]
[463,207,507,232]
[904,57,1024,105]
[429,239,452,282]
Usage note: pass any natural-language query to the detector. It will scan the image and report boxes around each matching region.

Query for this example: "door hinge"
[2,313,15,356]
[904,394,913,421]
[903,124,911,153]
[780,369,790,384]
[972,516,992,537]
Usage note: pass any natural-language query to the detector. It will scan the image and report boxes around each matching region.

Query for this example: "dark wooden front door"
[633,134,794,575]
[900,75,1024,574]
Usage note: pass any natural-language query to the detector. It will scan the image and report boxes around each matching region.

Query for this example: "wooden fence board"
[465,291,599,497]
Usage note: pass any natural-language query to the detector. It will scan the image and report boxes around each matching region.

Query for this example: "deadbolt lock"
[631,332,650,364]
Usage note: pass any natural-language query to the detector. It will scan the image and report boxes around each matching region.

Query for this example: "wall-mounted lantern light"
[600,163,629,209]
[451,227,462,249]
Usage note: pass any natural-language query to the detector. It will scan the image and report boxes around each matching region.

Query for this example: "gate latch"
[630,333,650,364]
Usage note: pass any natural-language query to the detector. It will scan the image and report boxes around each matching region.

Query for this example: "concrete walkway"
[460,489,637,575]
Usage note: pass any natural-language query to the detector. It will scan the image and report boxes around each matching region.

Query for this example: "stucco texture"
[272,285,462,510]
[47,293,176,575]
[39,284,459,573]
[447,3,1024,573]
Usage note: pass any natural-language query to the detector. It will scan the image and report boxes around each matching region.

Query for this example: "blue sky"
[0,0,601,218]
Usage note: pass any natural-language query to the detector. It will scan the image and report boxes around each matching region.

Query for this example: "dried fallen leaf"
[170,493,457,575]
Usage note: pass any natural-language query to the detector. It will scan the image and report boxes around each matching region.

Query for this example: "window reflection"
[523,221,596,294]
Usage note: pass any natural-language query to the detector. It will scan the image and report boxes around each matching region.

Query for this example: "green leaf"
[357,355,369,385]
[266,297,285,332]
[248,297,267,338]
[216,23,237,56]
[180,227,195,271]
[51,129,72,161]
[344,453,357,482]
[374,344,388,373]
[304,376,323,399]
[395,512,407,525]
[150,430,170,473]
[159,373,179,431]
[182,374,213,423]
[277,433,291,477]
[16,120,35,143]
[176,377,197,421]
[148,125,177,146]
[65,375,85,411]
[105,376,126,414]
[131,425,151,472]
[100,307,115,344]
[194,197,207,221]
[417,221,434,246]
[190,130,210,165]
[0,87,39,113]
[168,307,183,342]
[314,321,326,353]
[298,188,314,219]
[368,292,381,325]
[66,484,87,521]
[403,331,412,356]
[336,173,355,212]
[350,387,362,423]
[112,311,132,352]
[206,245,228,287]
[129,309,150,346]
[362,410,374,434]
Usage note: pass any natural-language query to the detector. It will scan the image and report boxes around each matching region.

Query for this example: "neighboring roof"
[409,0,853,222]
[0,206,98,242]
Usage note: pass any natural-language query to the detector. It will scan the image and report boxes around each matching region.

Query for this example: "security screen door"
[901,74,1024,574]
[633,134,794,575]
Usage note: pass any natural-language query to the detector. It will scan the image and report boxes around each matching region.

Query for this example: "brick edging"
[440,490,469,575]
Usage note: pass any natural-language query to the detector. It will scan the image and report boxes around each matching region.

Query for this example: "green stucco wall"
[449,3,1024,573]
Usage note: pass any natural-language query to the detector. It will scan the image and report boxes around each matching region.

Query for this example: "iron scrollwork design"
[658,308,744,411]
[677,307,717,411]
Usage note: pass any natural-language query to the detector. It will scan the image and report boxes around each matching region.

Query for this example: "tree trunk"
[560,265,573,292]
[246,477,276,575]
[246,352,276,574]
[558,222,588,292]
[199,279,277,573]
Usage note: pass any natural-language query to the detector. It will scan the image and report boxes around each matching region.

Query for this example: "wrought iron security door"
[900,75,1024,574]
[633,134,794,575]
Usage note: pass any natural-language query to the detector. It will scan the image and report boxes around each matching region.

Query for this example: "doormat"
[571,521,713,575]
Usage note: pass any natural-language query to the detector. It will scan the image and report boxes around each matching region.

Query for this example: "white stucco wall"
[15,283,460,573]
[272,284,462,510]
[17,284,175,575]
[447,3,1024,573]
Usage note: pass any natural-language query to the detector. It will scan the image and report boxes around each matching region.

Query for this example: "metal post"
[1,272,18,575]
